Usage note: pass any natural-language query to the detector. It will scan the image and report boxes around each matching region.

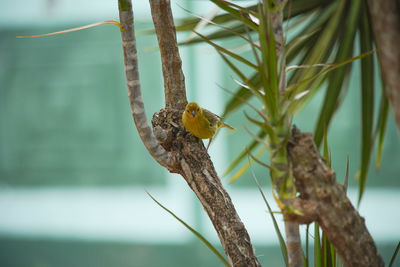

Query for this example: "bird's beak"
[191,110,196,117]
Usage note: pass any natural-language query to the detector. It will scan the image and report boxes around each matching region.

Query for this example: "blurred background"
[0,0,399,266]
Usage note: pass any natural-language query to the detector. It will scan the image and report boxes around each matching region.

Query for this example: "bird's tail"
[220,122,235,130]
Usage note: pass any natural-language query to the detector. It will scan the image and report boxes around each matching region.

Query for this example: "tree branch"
[118,0,261,265]
[287,126,384,267]
[368,0,400,132]
[149,0,187,111]
[152,109,261,267]
[118,0,174,169]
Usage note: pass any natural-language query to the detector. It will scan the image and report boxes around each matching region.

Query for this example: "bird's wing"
[202,108,220,126]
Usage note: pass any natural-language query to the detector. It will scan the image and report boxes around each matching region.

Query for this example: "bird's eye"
[197,108,200,111]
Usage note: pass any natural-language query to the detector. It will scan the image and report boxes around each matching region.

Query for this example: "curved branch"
[287,126,384,267]
[118,0,174,168]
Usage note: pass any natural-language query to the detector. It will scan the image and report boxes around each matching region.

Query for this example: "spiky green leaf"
[314,223,322,267]
[147,192,230,267]
[358,0,374,205]
[314,0,361,146]
[222,73,260,118]
[211,0,258,30]
[195,31,258,69]
[389,241,400,267]
[223,130,266,177]
[251,169,288,267]
[375,92,389,169]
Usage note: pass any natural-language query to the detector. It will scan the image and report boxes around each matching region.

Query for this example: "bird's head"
[185,102,202,118]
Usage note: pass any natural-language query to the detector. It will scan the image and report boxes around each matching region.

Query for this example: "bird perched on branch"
[182,102,235,149]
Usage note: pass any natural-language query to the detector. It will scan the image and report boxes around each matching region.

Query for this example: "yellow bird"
[182,102,235,149]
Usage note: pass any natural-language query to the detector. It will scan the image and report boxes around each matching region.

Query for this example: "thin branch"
[118,0,173,168]
[284,220,303,267]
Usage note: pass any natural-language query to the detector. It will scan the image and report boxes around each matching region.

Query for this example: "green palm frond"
[176,0,389,202]
[358,0,374,204]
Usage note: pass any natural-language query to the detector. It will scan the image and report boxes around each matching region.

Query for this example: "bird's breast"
[183,115,216,139]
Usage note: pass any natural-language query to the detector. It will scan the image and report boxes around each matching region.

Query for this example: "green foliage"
[319,134,337,267]
[314,223,322,267]
[304,225,310,267]
[177,0,389,204]
[375,93,389,169]
[175,0,393,265]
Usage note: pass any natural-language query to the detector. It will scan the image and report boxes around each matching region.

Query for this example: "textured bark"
[152,109,261,267]
[118,0,261,266]
[284,219,303,267]
[368,0,400,132]
[149,0,187,111]
[118,0,173,168]
[287,126,384,267]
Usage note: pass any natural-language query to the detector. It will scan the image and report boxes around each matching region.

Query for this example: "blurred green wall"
[0,25,166,187]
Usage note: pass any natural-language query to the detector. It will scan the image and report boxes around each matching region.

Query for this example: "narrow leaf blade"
[314,223,322,267]
[314,0,361,147]
[389,241,400,267]
[252,169,288,267]
[375,91,389,169]
[223,130,266,177]
[147,192,230,266]
[358,0,374,205]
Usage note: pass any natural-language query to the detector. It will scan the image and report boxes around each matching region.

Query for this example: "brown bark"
[149,0,187,111]
[367,0,400,132]
[118,0,173,168]
[148,0,261,264]
[287,126,384,267]
[119,0,384,266]
[152,109,261,267]
[284,219,303,267]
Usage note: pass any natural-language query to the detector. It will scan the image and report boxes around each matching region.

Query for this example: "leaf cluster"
[177,0,388,204]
